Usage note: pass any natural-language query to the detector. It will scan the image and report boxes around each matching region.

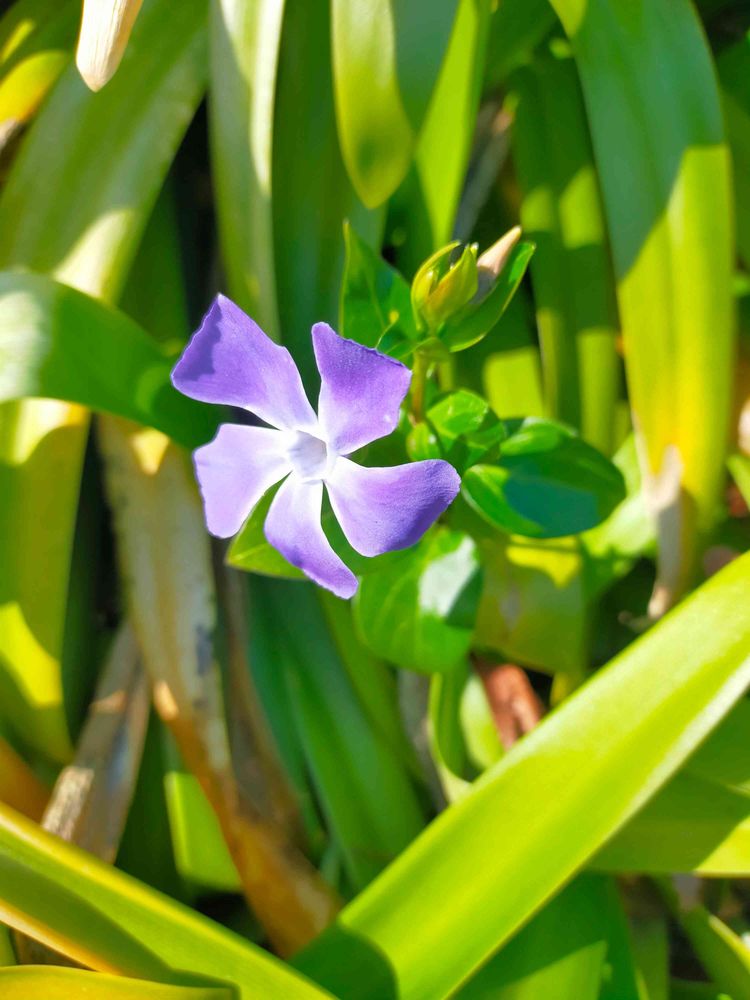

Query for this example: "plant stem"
[410,348,430,422]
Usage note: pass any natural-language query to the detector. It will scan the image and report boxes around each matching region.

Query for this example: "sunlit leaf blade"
[548,0,734,613]
[0,271,216,446]
[510,46,620,453]
[210,0,284,337]
[297,554,750,1000]
[331,0,458,207]
[0,803,333,998]
[273,0,381,382]
[76,0,145,92]
[0,0,207,762]
[0,966,232,999]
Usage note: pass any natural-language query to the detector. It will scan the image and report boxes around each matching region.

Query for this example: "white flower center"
[286,430,333,482]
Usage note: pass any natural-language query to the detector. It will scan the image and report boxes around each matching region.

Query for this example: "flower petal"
[194,424,291,538]
[264,475,357,598]
[312,322,411,454]
[326,457,461,557]
[173,295,317,430]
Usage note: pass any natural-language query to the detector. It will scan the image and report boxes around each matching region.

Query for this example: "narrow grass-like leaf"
[0,0,207,762]
[331,0,458,207]
[548,0,734,612]
[297,553,750,1000]
[0,966,231,999]
[510,46,620,452]
[0,803,333,998]
[210,0,284,337]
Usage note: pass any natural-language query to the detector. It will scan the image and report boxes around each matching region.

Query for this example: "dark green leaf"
[462,418,625,538]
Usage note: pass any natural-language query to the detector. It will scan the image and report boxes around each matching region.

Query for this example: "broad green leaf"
[510,45,620,453]
[462,419,625,538]
[0,802,332,998]
[340,221,415,348]
[0,0,207,763]
[273,0,382,383]
[596,698,750,875]
[0,271,216,447]
[210,0,284,337]
[331,0,458,207]
[355,528,482,674]
[0,966,231,999]
[457,875,610,999]
[548,0,734,611]
[260,580,426,891]
[296,553,750,1000]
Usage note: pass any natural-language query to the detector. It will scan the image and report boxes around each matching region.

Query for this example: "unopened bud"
[411,242,478,332]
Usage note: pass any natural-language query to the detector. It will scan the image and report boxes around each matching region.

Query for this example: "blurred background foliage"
[0,0,749,997]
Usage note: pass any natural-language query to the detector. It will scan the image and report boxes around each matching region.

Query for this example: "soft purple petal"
[264,475,357,599]
[172,295,317,430]
[312,322,411,454]
[326,457,461,557]
[194,424,291,538]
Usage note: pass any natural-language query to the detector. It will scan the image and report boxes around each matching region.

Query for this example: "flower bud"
[411,242,478,332]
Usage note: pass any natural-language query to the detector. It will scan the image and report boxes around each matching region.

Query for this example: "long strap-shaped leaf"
[210,0,283,338]
[0,966,231,1000]
[0,0,207,762]
[0,802,332,998]
[546,0,734,613]
[296,553,750,1000]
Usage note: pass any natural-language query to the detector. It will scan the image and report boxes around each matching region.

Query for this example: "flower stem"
[410,348,429,423]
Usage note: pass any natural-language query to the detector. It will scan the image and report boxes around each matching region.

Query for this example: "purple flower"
[172,295,461,598]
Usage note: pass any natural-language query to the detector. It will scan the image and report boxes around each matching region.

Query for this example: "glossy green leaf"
[0,271,216,447]
[510,45,620,453]
[355,528,482,674]
[340,221,415,348]
[297,553,750,1000]
[548,0,734,610]
[0,803,332,998]
[0,967,231,1000]
[331,0,458,207]
[462,418,625,538]
[210,0,284,337]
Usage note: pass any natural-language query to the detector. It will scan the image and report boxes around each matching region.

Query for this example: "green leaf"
[340,221,416,348]
[442,240,535,352]
[0,271,216,448]
[0,803,332,998]
[296,553,750,1000]
[462,418,625,538]
[0,967,232,1000]
[510,45,620,453]
[354,528,482,674]
[209,0,284,337]
[331,0,458,207]
[227,489,306,581]
[426,390,490,447]
[549,0,734,608]
[456,875,610,999]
